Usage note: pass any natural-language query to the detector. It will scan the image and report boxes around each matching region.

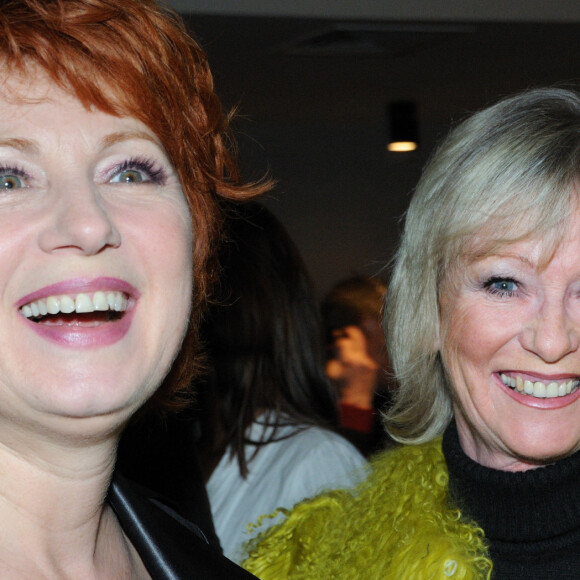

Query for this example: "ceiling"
[170,1,580,22]
[168,1,580,294]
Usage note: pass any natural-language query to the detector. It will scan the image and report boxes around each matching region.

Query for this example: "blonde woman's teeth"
[20,291,128,318]
[500,373,579,398]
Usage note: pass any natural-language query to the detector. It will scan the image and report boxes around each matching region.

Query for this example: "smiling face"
[439,207,580,471]
[0,73,193,439]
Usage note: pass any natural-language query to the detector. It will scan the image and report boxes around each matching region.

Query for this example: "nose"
[38,179,121,255]
[520,298,580,363]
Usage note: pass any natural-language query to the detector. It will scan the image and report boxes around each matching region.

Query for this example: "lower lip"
[23,309,136,348]
[497,374,580,409]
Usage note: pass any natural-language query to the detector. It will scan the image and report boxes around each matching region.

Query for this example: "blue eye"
[485,277,518,297]
[109,158,166,185]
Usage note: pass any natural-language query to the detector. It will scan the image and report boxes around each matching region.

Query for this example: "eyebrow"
[487,252,536,268]
[516,255,535,267]
[0,131,165,160]
[98,130,162,151]
[0,138,40,155]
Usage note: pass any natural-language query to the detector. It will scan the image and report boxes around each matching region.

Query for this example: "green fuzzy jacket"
[243,437,492,579]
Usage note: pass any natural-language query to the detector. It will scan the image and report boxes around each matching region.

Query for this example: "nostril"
[519,317,577,363]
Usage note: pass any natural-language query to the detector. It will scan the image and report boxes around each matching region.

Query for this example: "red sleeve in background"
[339,403,374,433]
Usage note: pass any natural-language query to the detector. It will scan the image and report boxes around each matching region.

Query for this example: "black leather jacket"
[109,473,257,580]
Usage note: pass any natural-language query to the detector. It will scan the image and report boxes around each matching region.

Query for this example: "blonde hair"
[386,87,580,443]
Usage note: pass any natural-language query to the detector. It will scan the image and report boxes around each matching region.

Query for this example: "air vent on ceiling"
[280,23,473,58]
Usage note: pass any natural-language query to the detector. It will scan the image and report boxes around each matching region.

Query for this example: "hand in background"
[325,326,379,409]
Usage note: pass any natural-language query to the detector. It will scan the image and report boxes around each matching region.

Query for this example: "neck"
[0,420,144,578]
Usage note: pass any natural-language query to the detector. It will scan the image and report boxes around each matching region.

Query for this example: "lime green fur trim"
[243,438,493,579]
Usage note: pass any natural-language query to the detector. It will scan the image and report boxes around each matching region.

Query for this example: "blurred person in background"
[323,275,394,455]
[196,202,366,563]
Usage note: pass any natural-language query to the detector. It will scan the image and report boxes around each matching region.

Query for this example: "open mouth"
[500,373,580,399]
[20,291,128,326]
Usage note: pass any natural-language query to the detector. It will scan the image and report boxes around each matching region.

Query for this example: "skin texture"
[440,208,580,471]
[0,73,192,578]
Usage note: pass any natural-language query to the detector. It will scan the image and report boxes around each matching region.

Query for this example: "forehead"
[0,64,53,102]
[0,72,161,153]
[0,67,91,128]
[0,60,125,118]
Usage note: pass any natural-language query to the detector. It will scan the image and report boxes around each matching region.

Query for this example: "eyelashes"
[0,164,27,177]
[109,156,168,185]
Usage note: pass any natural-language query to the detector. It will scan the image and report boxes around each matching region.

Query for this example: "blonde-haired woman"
[245,87,580,579]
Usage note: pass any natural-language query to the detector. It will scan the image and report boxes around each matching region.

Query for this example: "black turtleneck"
[443,422,580,579]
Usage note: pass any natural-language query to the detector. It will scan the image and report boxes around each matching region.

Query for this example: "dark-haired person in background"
[196,202,365,562]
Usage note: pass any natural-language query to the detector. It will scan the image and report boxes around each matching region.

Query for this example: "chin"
[28,373,154,423]
[506,435,580,467]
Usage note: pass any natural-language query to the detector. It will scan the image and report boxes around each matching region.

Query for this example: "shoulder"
[271,424,367,487]
[247,418,366,483]
[277,423,366,464]
[110,472,257,580]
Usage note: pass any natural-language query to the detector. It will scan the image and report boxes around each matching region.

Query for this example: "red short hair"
[0,0,267,408]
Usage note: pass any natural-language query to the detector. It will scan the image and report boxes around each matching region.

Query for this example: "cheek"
[144,214,193,354]
[125,203,193,320]
[164,217,194,307]
[442,308,483,383]
[441,301,524,389]
[144,202,192,269]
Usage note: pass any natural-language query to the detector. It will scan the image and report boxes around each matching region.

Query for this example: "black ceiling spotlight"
[387,100,419,152]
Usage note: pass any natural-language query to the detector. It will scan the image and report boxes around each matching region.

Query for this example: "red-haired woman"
[0,0,264,577]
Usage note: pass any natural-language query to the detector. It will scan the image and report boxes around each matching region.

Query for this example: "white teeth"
[47,296,60,315]
[501,373,579,399]
[38,300,48,316]
[75,293,93,313]
[20,291,128,319]
[60,296,75,314]
[546,382,559,398]
[111,292,127,312]
[533,381,546,398]
[93,291,108,311]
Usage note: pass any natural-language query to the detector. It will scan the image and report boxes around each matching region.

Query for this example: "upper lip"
[16,277,140,308]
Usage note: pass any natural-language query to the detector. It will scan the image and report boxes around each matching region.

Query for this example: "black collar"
[109,472,257,580]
